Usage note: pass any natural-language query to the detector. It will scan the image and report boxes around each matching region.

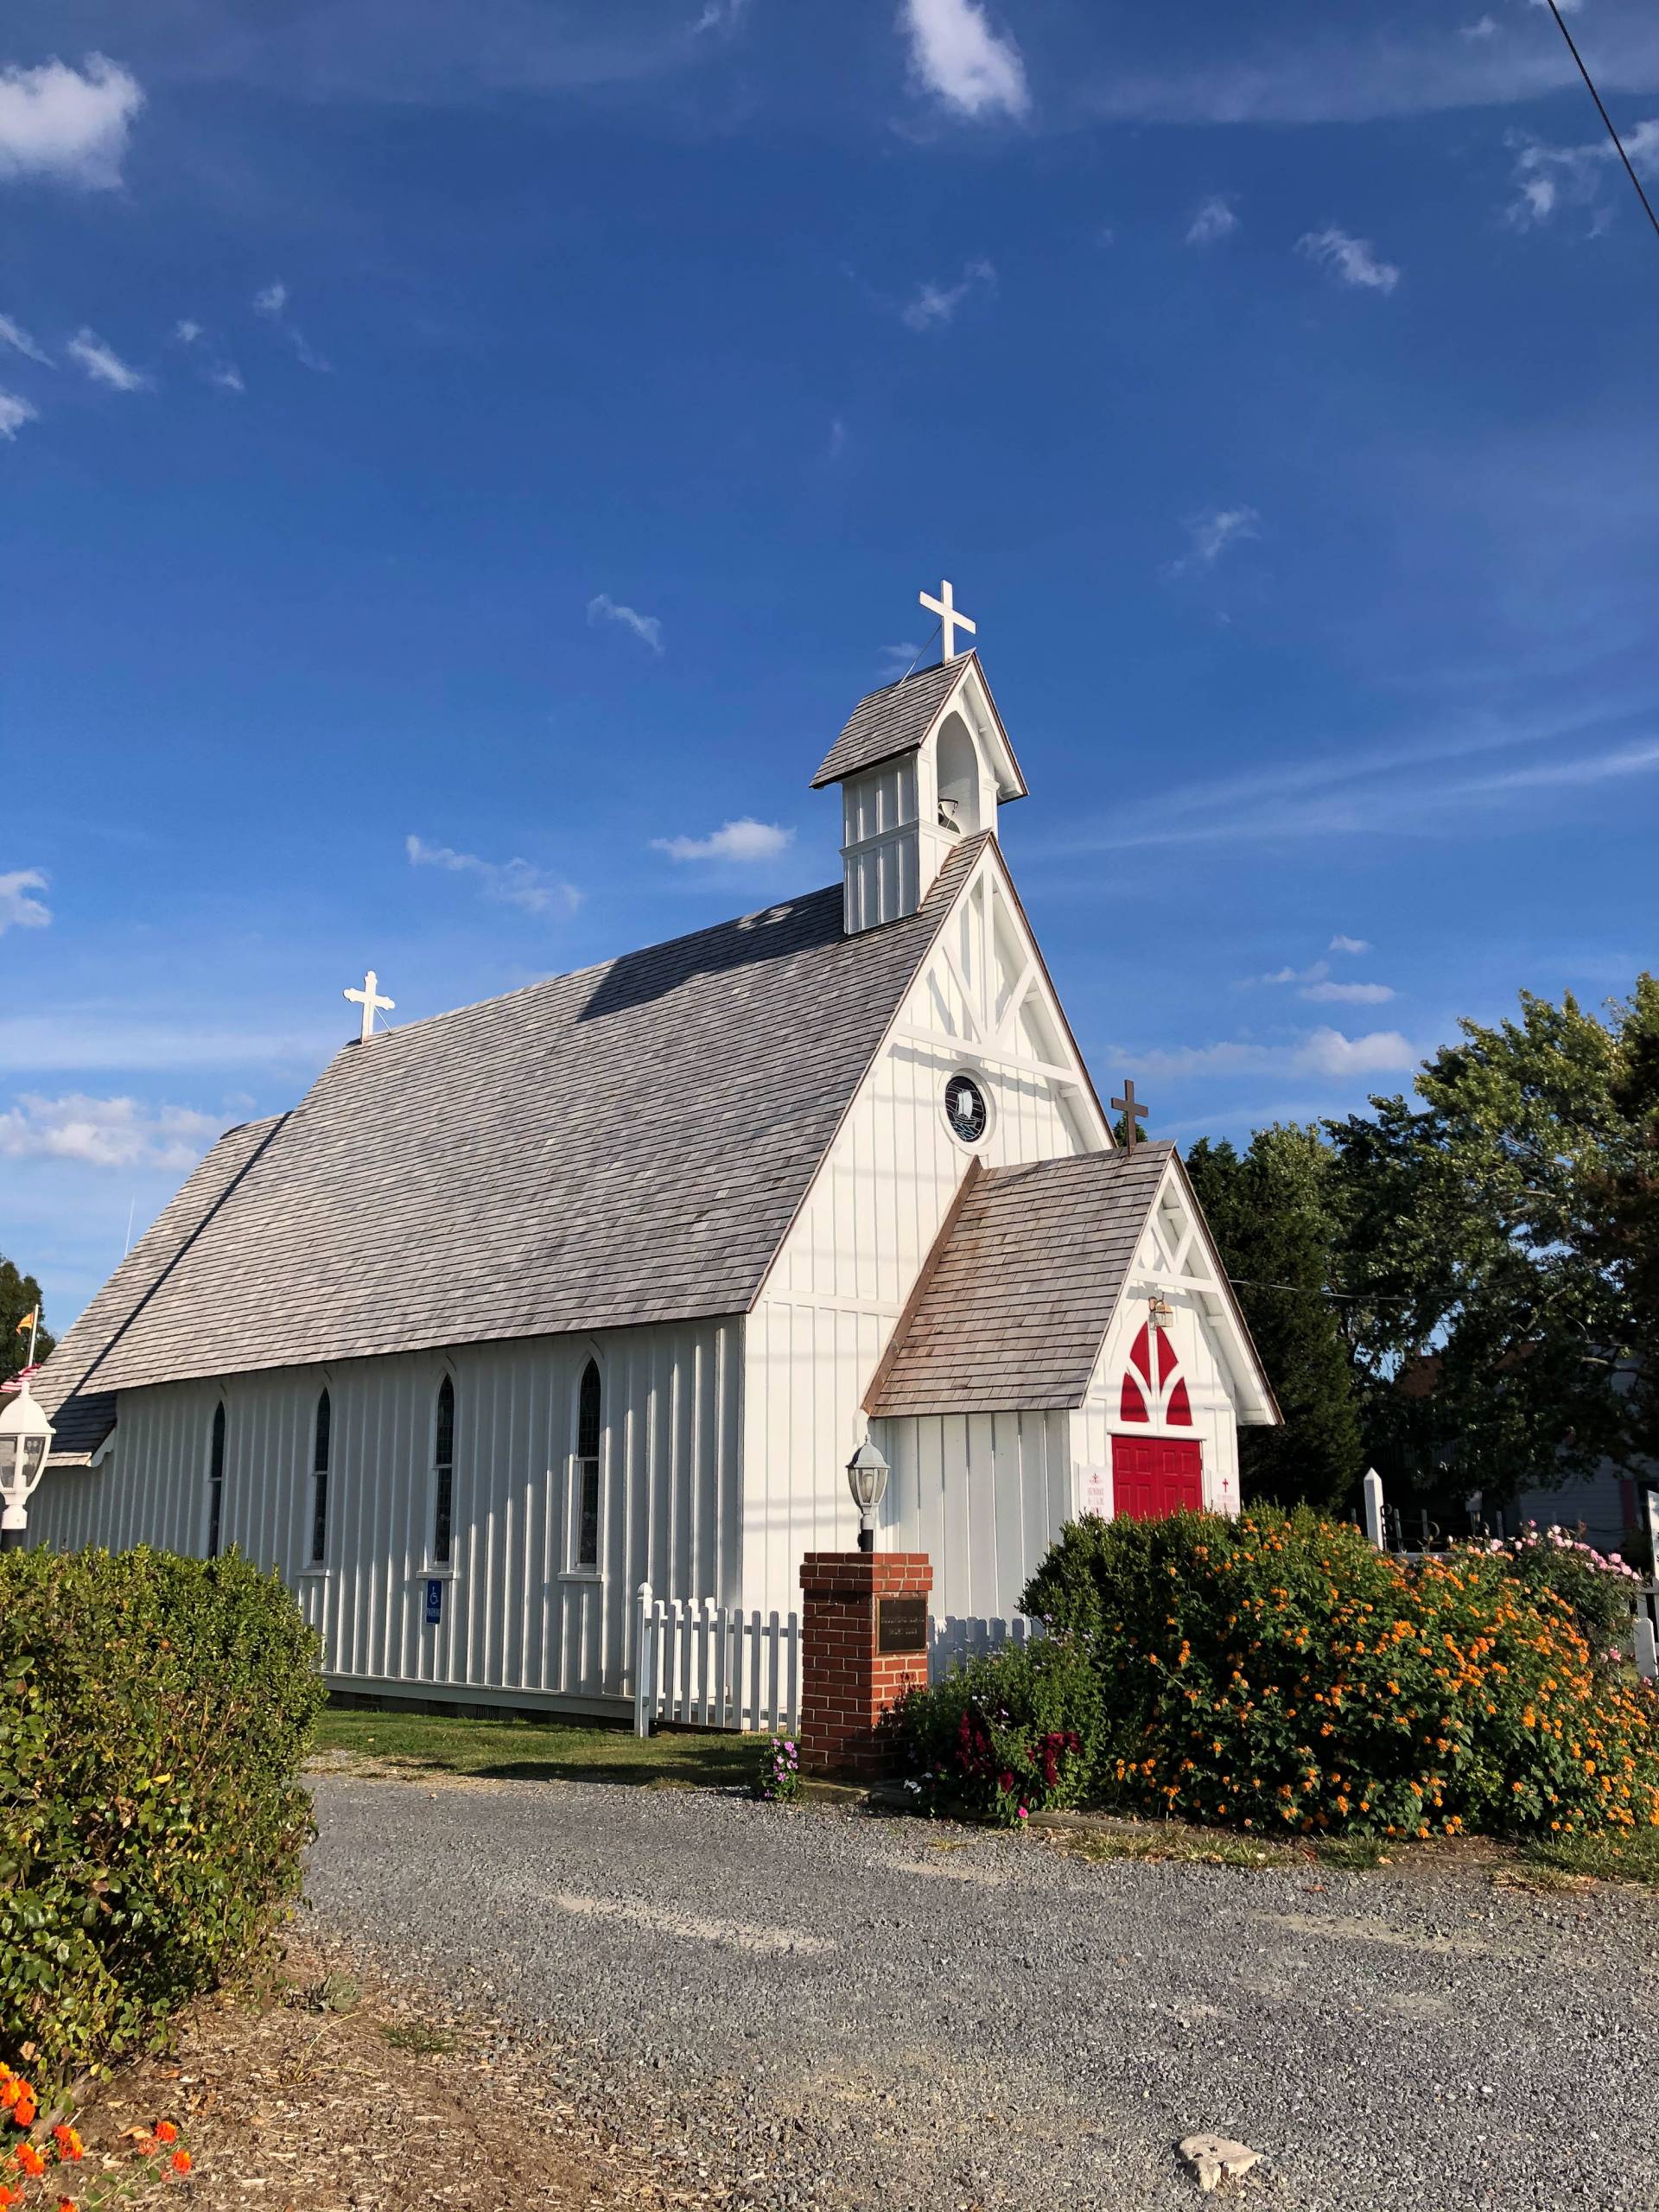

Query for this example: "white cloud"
[252,279,330,372]
[406,833,582,915]
[67,328,149,391]
[1239,948,1395,1005]
[0,313,48,365]
[1165,505,1259,577]
[1508,118,1659,229]
[694,0,753,34]
[900,0,1029,120]
[0,869,50,931]
[173,317,202,344]
[1064,715,1659,859]
[651,818,796,864]
[900,257,996,331]
[587,593,664,654]
[0,55,143,190]
[1077,10,1659,127]
[1301,978,1397,1005]
[1185,194,1238,246]
[0,1011,336,1073]
[1298,226,1401,294]
[0,389,38,440]
[207,364,245,394]
[1126,1027,1416,1083]
[1329,933,1371,955]
[1461,15,1499,38]
[0,1091,219,1172]
[1461,737,1659,793]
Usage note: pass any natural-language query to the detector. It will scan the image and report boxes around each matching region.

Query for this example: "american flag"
[1,1363,41,1395]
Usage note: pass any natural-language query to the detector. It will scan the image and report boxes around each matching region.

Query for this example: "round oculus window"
[944,1072,989,1145]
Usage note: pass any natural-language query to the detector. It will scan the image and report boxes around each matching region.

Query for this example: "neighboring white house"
[30,632,1279,1715]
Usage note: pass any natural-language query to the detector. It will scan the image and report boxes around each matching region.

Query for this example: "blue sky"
[3,0,1658,1327]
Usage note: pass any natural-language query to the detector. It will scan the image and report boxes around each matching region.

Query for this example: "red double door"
[1112,1435,1204,1522]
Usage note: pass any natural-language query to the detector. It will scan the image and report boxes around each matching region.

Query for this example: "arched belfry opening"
[933,712,984,837]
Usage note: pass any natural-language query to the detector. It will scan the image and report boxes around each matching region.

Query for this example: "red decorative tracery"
[1117,1322,1193,1427]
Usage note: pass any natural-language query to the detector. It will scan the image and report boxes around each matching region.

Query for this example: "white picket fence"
[629,1586,1046,1738]
[928,1612,1042,1681]
[632,1584,800,1738]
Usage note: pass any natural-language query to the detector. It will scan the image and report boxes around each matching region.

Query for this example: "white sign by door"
[1077,1465,1111,1520]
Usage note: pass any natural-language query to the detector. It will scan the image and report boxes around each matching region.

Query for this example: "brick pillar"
[798,1551,933,1777]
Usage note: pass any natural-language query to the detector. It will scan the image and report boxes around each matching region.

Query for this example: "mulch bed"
[66,1929,730,2211]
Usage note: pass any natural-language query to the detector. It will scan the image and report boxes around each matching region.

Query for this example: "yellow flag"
[15,1309,35,1335]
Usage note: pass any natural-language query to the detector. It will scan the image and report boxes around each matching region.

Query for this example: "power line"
[1542,0,1659,245]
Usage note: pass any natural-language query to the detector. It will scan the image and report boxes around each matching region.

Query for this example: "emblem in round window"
[944,1072,988,1144]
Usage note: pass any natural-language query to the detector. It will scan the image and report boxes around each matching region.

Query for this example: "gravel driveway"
[307,1775,1655,2211]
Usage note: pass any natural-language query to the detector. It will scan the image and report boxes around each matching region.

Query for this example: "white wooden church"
[31,590,1278,1714]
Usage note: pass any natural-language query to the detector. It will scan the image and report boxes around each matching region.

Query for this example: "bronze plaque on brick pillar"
[876,1594,928,1654]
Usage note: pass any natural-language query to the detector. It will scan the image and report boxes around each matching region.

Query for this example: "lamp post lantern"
[0,1382,54,1553]
[845,1438,890,1554]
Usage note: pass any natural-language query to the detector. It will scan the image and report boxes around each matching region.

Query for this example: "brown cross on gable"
[1110,1077,1148,1154]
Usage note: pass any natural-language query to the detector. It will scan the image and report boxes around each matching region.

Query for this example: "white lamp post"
[845,1438,890,1554]
[0,1382,54,1553]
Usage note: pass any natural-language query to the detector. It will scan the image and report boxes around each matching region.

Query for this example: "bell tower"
[810,585,1028,936]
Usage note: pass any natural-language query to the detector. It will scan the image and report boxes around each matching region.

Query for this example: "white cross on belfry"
[918,577,976,662]
[344,969,395,1042]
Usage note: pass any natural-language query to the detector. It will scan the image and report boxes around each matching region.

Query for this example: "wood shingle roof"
[37,842,988,1424]
[864,1145,1175,1417]
[809,654,976,788]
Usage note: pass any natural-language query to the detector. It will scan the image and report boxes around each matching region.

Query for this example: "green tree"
[1185,1125,1364,1510]
[1592,1001,1659,1465]
[0,1256,56,1384]
[1326,978,1659,1505]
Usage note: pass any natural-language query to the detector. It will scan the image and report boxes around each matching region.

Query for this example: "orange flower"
[169,2150,193,2176]
[12,2105,35,2135]
[52,2126,83,2163]
[58,2198,78,2212]
[15,2145,46,2178]
[153,2122,179,2145]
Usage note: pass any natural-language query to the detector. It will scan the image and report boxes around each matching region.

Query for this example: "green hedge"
[0,1548,324,2086]
[1016,1508,1659,1842]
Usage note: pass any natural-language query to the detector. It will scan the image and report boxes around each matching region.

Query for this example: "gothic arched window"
[575,1360,601,1568]
[207,1400,226,1558]
[433,1376,455,1566]
[310,1388,332,1567]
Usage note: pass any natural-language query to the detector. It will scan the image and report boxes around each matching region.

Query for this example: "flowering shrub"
[1,2058,189,2207]
[1,1547,324,2088]
[1474,1525,1643,1667]
[1020,1507,1659,1841]
[751,1735,802,1802]
[886,1633,1102,1826]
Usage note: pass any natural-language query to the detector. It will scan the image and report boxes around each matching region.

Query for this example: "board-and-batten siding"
[29,1319,739,1708]
[743,856,1096,1619]
[877,1408,1071,1629]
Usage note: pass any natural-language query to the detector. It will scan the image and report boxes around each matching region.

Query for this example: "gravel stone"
[306,1777,1659,2210]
